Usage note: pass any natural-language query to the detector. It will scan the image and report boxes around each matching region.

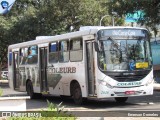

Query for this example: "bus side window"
[49,42,59,63]
[19,48,28,65]
[27,46,38,64]
[9,52,12,66]
[70,38,83,62]
[59,40,69,62]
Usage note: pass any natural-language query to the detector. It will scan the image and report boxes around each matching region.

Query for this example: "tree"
[107,0,160,43]
[107,0,160,26]
[1,0,114,73]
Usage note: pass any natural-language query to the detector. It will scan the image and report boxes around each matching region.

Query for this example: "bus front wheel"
[72,82,83,105]
[115,97,128,103]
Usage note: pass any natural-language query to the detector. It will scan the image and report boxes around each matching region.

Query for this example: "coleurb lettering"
[117,82,141,86]
[47,67,76,74]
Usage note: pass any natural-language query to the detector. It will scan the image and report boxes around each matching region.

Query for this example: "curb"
[0,80,8,84]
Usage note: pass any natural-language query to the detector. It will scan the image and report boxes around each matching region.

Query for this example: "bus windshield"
[97,29,152,71]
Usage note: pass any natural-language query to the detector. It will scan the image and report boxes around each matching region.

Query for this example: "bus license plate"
[125,91,135,95]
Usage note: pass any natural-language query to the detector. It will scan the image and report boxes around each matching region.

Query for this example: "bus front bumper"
[97,84,153,98]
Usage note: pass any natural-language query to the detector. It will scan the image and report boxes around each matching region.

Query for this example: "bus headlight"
[146,78,154,86]
[99,80,114,89]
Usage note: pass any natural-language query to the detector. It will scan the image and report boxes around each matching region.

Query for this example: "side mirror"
[94,42,99,52]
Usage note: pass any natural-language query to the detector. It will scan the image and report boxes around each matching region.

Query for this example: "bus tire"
[26,81,35,99]
[115,97,128,103]
[72,82,83,105]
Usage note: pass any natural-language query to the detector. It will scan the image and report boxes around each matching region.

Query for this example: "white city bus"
[8,26,154,104]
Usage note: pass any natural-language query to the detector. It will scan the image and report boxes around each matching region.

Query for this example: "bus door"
[39,47,48,93]
[86,41,96,96]
[13,51,20,90]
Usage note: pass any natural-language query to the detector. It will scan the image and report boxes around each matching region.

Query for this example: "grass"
[0,87,3,96]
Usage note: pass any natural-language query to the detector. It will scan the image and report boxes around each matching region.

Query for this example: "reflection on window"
[49,42,58,63]
[59,40,69,62]
[98,39,151,71]
[19,48,28,65]
[70,38,83,62]
[127,40,145,61]
[14,53,18,68]
[27,46,38,64]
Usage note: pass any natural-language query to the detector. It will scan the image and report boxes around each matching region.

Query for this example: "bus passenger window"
[27,46,38,64]
[19,48,28,65]
[49,42,59,63]
[59,40,69,62]
[9,52,12,66]
[70,38,83,62]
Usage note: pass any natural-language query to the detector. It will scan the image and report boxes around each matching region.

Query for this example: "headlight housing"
[146,78,154,86]
[99,80,114,89]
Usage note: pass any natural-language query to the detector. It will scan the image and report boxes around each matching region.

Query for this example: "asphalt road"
[1,82,160,117]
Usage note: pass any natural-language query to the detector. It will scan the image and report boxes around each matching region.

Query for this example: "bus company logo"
[1,1,9,9]
[47,67,76,74]
[117,82,142,86]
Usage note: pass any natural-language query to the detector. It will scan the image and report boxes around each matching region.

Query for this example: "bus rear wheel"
[26,81,34,99]
[72,82,83,105]
[115,97,128,103]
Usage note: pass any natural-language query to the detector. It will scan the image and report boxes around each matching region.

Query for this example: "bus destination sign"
[99,29,146,38]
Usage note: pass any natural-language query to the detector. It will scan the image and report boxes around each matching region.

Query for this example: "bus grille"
[111,74,147,82]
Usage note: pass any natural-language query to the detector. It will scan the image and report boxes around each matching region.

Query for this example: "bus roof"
[8,29,96,49]
[79,26,147,31]
[8,26,148,49]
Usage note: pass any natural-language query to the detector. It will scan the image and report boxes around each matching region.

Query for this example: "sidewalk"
[78,117,159,120]
[0,80,27,97]
[153,83,160,90]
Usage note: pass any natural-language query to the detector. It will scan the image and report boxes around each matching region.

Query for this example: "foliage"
[2,0,159,69]
[8,100,76,120]
[107,0,160,27]
[0,0,112,69]
[41,100,75,118]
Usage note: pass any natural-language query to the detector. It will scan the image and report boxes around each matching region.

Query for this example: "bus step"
[41,91,49,95]
[88,94,97,97]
